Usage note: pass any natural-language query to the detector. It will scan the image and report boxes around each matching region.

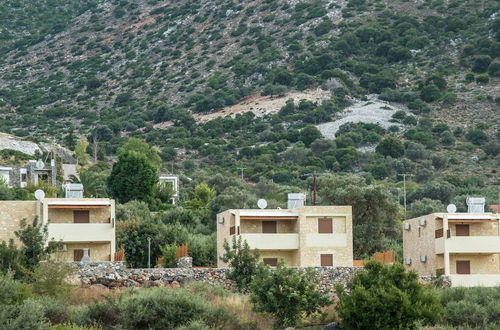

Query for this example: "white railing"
[446,236,500,253]
[450,274,500,287]
[239,233,299,250]
[47,223,114,242]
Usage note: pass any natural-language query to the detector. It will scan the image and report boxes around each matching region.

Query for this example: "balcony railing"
[239,233,299,250]
[47,223,114,242]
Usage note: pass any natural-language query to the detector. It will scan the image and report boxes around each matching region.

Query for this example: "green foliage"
[337,261,442,329]
[108,151,158,204]
[221,236,260,291]
[32,261,73,298]
[376,136,405,158]
[116,200,151,221]
[74,138,89,167]
[466,128,489,145]
[249,261,330,328]
[161,244,177,268]
[408,198,444,218]
[0,240,25,277]
[439,287,500,328]
[118,138,162,167]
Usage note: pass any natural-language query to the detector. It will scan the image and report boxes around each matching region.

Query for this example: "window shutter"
[73,210,90,223]
[318,218,333,233]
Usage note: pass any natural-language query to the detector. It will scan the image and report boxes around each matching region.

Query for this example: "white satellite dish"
[257,199,268,209]
[34,189,45,200]
[447,204,457,213]
[35,160,44,169]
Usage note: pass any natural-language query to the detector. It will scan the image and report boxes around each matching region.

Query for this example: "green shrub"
[32,260,73,298]
[221,236,260,291]
[40,297,71,325]
[119,287,232,329]
[0,272,31,305]
[250,261,330,328]
[161,244,177,268]
[74,296,121,327]
[337,262,441,329]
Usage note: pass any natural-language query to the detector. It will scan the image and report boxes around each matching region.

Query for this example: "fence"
[353,250,396,266]
[114,250,125,261]
[176,245,188,258]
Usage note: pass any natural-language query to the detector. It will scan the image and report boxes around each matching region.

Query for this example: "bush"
[337,262,441,329]
[32,261,74,298]
[221,236,260,291]
[250,261,330,328]
[119,288,232,329]
[161,244,177,268]
[466,128,489,145]
[376,136,405,158]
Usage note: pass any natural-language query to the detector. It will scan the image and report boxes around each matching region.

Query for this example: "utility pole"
[237,167,246,180]
[304,173,320,206]
[398,173,413,218]
[147,237,151,268]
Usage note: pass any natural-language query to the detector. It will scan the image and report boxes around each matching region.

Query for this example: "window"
[263,258,278,266]
[73,210,90,223]
[230,226,235,235]
[456,260,470,274]
[73,249,90,262]
[262,221,277,233]
[320,254,333,266]
[456,224,470,236]
[318,218,333,233]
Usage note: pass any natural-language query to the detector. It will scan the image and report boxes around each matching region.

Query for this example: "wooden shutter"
[73,210,90,223]
[318,218,333,233]
[263,258,278,266]
[262,221,277,233]
[229,226,235,235]
[455,224,470,236]
[456,260,470,274]
[320,254,333,266]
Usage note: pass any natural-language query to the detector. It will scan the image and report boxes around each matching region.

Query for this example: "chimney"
[288,193,306,209]
[467,197,485,213]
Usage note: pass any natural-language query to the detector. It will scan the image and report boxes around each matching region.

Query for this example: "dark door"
[455,224,470,236]
[263,258,278,266]
[74,249,83,261]
[456,260,471,274]
[320,254,333,266]
[73,210,90,223]
[262,221,277,233]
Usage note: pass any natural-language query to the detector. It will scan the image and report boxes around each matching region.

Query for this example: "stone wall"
[0,201,38,244]
[72,263,450,294]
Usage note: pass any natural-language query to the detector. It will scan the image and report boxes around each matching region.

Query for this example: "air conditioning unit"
[217,216,224,224]
[404,258,412,265]
[404,223,411,231]
[420,255,427,263]
[419,218,426,226]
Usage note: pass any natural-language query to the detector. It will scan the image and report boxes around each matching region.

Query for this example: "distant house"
[403,198,500,287]
[159,174,179,204]
[0,159,57,188]
[217,194,353,267]
[0,197,116,262]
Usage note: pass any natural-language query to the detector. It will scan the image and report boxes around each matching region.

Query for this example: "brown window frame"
[455,224,470,236]
[263,258,278,266]
[318,218,333,234]
[229,226,235,235]
[320,254,333,266]
[456,260,470,274]
[262,221,277,234]
[73,210,90,223]
[435,228,444,238]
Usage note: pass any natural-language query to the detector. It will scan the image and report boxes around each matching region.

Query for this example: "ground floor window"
[263,258,278,266]
[320,254,333,266]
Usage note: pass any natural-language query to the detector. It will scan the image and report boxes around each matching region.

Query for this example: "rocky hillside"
[0,0,498,204]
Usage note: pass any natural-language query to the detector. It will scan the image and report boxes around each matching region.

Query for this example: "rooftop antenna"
[446,204,457,214]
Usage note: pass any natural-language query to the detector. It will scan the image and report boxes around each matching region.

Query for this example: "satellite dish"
[34,189,45,200]
[257,199,267,209]
[36,160,44,169]
[447,204,457,213]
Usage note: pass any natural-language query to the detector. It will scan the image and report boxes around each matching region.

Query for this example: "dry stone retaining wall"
[73,262,449,294]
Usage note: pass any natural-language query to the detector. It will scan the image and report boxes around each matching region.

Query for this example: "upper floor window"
[73,210,90,223]
[456,224,470,236]
[262,221,277,233]
[318,218,333,233]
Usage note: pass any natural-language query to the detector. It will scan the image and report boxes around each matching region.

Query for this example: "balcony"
[47,223,114,242]
[239,233,299,250]
[305,233,348,248]
[435,236,500,254]
[449,274,500,287]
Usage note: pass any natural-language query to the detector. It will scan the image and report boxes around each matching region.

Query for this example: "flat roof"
[435,213,499,220]
[232,210,299,217]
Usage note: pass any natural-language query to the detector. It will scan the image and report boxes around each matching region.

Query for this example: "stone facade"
[73,263,450,293]
[217,206,353,268]
[48,207,110,224]
[0,201,38,244]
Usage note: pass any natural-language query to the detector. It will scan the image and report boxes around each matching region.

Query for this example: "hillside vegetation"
[0,0,498,215]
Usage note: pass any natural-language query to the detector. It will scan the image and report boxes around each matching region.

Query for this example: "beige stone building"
[0,198,116,262]
[217,204,353,267]
[403,210,500,287]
